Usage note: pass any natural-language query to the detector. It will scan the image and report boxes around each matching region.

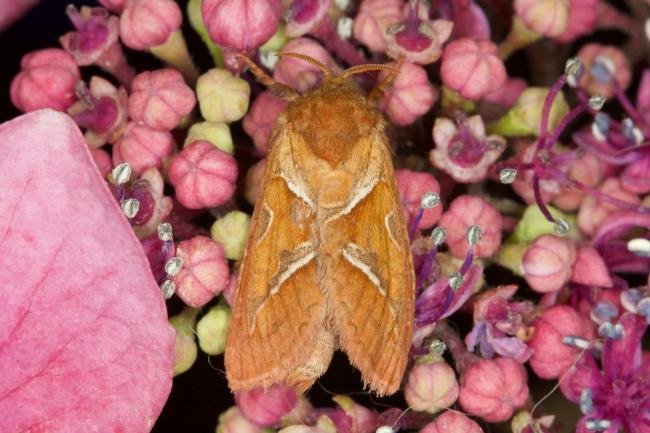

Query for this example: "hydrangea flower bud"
[197,68,251,123]
[352,0,402,53]
[571,246,612,288]
[202,0,281,51]
[285,0,332,37]
[439,195,502,259]
[577,177,640,237]
[174,236,229,307]
[119,0,182,50]
[420,411,484,433]
[235,384,298,427]
[169,307,199,375]
[243,91,287,154]
[211,211,252,260]
[128,68,196,130]
[379,61,437,126]
[459,358,529,422]
[440,39,506,100]
[522,234,576,293]
[168,141,238,209]
[528,305,594,378]
[577,43,631,97]
[511,204,570,243]
[620,155,650,195]
[10,48,80,112]
[514,0,569,37]
[554,0,597,42]
[245,158,267,205]
[216,407,269,433]
[404,358,459,414]
[184,121,234,154]
[196,302,231,355]
[113,123,174,173]
[396,169,443,231]
[491,87,569,136]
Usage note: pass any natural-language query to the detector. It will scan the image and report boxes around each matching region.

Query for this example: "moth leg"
[236,53,300,100]
[368,57,404,104]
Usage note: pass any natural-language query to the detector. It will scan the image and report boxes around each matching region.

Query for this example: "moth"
[225,53,415,396]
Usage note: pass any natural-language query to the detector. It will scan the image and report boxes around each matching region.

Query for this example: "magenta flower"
[284,0,331,38]
[561,314,650,433]
[430,114,506,183]
[465,285,534,362]
[384,0,453,65]
[352,0,402,53]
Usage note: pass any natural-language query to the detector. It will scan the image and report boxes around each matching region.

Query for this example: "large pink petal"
[0,110,174,433]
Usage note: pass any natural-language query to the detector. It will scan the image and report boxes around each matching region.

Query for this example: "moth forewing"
[225,58,415,395]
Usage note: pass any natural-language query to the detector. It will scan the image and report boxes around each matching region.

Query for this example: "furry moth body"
[225,55,415,396]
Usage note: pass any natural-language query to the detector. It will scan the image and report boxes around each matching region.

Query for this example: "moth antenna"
[277,51,332,76]
[368,58,404,104]
[341,63,400,79]
[236,52,300,100]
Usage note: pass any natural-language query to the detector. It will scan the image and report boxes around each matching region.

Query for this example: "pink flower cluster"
[2,0,650,433]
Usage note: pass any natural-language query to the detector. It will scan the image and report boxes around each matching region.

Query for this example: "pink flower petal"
[0,110,173,433]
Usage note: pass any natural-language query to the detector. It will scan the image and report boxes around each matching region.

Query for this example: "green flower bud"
[494,241,528,276]
[184,121,234,154]
[197,302,231,355]
[211,211,252,260]
[169,307,199,376]
[490,87,569,137]
[511,204,571,243]
[197,68,250,123]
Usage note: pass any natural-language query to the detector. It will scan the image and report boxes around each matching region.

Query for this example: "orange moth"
[225,53,415,396]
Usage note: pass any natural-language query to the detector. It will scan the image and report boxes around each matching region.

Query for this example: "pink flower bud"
[379,61,437,126]
[430,115,505,182]
[621,154,650,195]
[353,0,402,53]
[128,68,196,130]
[0,0,39,32]
[273,38,338,92]
[571,246,612,288]
[168,140,238,209]
[217,406,268,433]
[385,2,453,64]
[113,123,174,173]
[577,177,640,236]
[174,235,229,307]
[331,395,377,433]
[243,91,287,154]
[458,358,529,422]
[522,235,576,293]
[236,384,298,427]
[552,152,604,211]
[245,158,267,205]
[554,0,597,42]
[91,148,112,177]
[202,0,281,51]
[528,305,594,379]
[10,48,80,112]
[404,359,459,414]
[119,0,182,50]
[223,268,238,306]
[68,76,128,147]
[285,0,332,37]
[98,0,125,13]
[483,76,527,108]
[420,411,484,433]
[577,43,631,97]
[514,0,569,37]
[440,38,506,101]
[439,195,503,259]
[396,169,442,230]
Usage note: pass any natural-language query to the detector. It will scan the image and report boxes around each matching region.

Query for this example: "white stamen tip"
[584,419,612,431]
[376,427,395,433]
[562,335,591,350]
[431,227,447,246]
[499,167,517,184]
[579,388,594,415]
[112,163,133,185]
[627,238,650,257]
[164,257,183,277]
[157,222,173,242]
[449,272,463,290]
[420,191,440,208]
[429,339,447,356]
[598,322,624,340]
[467,225,482,246]
[553,219,571,236]
[588,94,606,110]
[160,279,176,299]
[336,17,353,39]
[121,198,140,219]
[564,57,584,87]
[259,51,279,70]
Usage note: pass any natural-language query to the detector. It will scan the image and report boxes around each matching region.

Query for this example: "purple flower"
[561,313,650,433]
[465,285,534,362]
